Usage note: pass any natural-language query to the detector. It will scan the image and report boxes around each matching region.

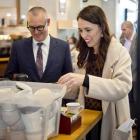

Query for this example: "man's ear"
[47,18,50,26]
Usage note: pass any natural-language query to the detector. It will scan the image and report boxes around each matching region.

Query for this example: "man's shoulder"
[13,37,32,45]
[13,37,32,47]
[50,36,68,46]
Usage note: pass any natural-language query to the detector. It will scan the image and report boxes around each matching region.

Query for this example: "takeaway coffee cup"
[66,102,81,114]
[0,107,7,140]
[1,104,21,126]
[20,106,44,133]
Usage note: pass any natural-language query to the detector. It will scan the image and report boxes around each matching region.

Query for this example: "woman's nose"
[81,31,88,39]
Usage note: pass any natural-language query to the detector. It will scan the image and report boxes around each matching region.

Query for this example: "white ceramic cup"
[20,106,44,133]
[66,102,81,114]
[1,104,21,126]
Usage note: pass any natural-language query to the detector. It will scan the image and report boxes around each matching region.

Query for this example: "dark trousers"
[86,120,102,140]
[129,82,137,119]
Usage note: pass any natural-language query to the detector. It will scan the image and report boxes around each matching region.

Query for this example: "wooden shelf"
[0,57,9,62]
[0,57,9,77]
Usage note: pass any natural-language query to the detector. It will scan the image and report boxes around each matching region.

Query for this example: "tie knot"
[37,42,43,47]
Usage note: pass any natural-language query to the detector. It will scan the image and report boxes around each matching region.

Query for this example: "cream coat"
[78,37,133,140]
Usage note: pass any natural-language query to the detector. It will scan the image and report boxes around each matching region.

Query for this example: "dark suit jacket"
[129,34,137,82]
[129,34,137,103]
[5,36,73,82]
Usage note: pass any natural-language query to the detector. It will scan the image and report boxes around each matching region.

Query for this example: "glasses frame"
[27,21,47,32]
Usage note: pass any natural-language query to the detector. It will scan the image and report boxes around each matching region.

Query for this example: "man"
[4,7,73,82]
[121,21,137,120]
[120,21,136,51]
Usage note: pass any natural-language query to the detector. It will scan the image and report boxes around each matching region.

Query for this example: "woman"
[58,5,132,140]
[67,36,79,72]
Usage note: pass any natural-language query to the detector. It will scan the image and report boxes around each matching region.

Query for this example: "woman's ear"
[100,29,103,37]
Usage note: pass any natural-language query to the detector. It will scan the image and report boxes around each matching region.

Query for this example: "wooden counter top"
[49,109,102,140]
[0,57,9,62]
[0,57,9,77]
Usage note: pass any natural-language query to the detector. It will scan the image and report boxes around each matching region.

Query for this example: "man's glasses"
[27,22,46,32]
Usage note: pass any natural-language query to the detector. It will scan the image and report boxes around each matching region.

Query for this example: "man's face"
[121,24,132,40]
[27,12,50,42]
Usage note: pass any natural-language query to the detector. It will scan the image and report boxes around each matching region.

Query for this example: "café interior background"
[0,0,138,41]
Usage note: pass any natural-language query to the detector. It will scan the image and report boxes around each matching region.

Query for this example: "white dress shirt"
[33,35,50,72]
[124,32,135,52]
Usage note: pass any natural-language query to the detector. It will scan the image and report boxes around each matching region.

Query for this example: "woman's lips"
[85,39,90,44]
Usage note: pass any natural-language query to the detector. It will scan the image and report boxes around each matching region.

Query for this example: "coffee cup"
[20,106,44,133]
[66,102,81,114]
[1,104,21,126]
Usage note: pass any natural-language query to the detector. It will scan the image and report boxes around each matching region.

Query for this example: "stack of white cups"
[0,110,6,140]
[1,104,25,140]
[20,106,44,140]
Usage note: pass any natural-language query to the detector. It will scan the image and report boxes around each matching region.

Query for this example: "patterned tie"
[36,43,43,78]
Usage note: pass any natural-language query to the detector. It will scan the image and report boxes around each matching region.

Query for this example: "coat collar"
[102,37,122,78]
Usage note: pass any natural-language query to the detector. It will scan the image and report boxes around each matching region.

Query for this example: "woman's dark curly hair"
[76,5,111,75]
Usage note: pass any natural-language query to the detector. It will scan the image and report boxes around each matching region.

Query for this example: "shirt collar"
[130,32,135,41]
[125,32,135,42]
[33,34,50,47]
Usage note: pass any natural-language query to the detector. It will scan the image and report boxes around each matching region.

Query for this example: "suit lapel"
[25,37,40,79]
[42,36,56,78]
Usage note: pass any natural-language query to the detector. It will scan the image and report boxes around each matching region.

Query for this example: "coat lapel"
[102,37,121,114]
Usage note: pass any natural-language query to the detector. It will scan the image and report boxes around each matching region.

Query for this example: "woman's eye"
[79,30,82,33]
[86,29,91,32]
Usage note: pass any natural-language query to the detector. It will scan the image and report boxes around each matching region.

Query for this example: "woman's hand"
[58,73,85,92]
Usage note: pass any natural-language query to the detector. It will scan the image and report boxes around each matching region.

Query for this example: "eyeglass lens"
[27,25,45,31]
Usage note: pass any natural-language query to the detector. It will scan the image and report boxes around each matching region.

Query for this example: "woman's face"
[78,18,102,51]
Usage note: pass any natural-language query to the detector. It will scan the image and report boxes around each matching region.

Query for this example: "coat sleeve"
[87,47,132,102]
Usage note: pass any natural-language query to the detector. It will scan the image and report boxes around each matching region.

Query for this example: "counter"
[49,109,102,140]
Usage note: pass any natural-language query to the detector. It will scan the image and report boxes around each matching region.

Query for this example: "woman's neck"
[93,45,99,54]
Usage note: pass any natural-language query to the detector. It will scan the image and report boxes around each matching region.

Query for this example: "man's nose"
[34,28,39,34]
